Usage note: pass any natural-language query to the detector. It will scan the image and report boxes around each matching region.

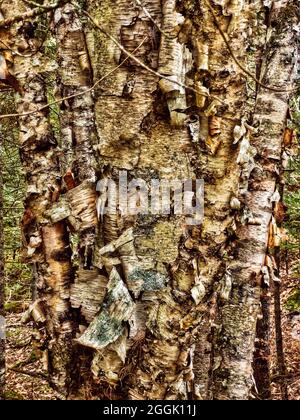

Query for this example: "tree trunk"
[53,2,98,268]
[252,0,299,402]
[1,1,75,397]
[2,0,299,400]
[253,286,271,400]
[82,0,299,400]
[82,0,259,399]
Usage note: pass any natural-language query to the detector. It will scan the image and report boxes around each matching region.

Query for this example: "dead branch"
[133,0,171,38]
[8,367,66,399]
[83,10,224,105]
[202,0,299,94]
[0,0,65,29]
[0,37,147,120]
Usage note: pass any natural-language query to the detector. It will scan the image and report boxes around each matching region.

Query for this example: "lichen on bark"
[2,0,299,400]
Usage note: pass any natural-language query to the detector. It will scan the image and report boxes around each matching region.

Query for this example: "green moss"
[4,390,24,400]
[285,289,300,313]
[4,301,23,313]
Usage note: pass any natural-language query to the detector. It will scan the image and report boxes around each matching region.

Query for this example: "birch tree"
[0,0,299,400]
[1,0,76,396]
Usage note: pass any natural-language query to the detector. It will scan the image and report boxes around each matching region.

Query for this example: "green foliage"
[4,390,24,400]
[285,289,300,313]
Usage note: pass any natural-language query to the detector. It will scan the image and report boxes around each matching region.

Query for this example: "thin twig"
[0,38,147,120]
[8,367,48,380]
[203,0,299,94]
[22,0,59,10]
[83,10,224,104]
[0,0,64,29]
[133,0,171,38]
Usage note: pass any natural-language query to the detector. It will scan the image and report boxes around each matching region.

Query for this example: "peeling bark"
[54,3,98,270]
[81,0,299,400]
[81,0,250,399]
[70,269,107,323]
[3,0,298,400]
[1,1,75,396]
[211,0,299,400]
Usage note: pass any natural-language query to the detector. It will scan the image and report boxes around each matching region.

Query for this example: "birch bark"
[2,0,298,400]
[1,0,75,397]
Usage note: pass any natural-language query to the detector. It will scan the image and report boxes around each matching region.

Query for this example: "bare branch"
[132,0,172,38]
[8,367,48,380]
[0,0,64,28]
[83,10,224,105]
[203,0,299,94]
[22,0,59,10]
[0,37,148,120]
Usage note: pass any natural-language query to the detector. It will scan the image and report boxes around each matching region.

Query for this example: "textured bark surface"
[82,0,259,399]
[251,0,299,401]
[1,1,75,397]
[253,287,271,400]
[54,2,98,275]
[1,0,299,400]
[211,0,299,400]
[81,0,298,400]
[54,3,97,184]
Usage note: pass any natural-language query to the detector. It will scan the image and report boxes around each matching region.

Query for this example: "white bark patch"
[70,269,108,323]
[77,268,134,350]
